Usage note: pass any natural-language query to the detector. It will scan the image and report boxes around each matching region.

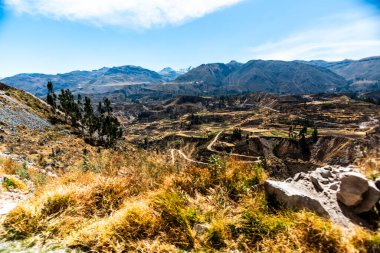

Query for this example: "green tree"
[46,81,57,112]
[83,96,95,137]
[232,128,242,140]
[103,98,112,114]
[312,127,319,143]
[299,126,307,138]
[100,115,123,147]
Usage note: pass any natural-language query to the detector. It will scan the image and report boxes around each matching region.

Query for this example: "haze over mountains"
[1,57,379,97]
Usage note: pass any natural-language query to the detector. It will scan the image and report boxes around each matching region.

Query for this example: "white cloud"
[5,0,242,28]
[250,14,380,61]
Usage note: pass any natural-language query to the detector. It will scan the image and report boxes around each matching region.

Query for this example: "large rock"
[354,182,380,213]
[264,180,329,217]
[337,172,368,207]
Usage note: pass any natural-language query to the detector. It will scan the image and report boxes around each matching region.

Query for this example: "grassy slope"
[1,149,379,253]
[0,83,378,252]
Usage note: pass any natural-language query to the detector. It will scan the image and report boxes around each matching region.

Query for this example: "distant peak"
[160,67,175,73]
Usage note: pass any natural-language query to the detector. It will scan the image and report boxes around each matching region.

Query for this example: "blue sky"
[0,0,380,77]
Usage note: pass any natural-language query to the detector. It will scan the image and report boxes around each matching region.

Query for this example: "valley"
[0,64,379,252]
[1,0,380,251]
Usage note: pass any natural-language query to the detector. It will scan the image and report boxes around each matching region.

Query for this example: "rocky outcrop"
[264,180,329,217]
[354,182,380,214]
[264,166,380,228]
[337,172,369,206]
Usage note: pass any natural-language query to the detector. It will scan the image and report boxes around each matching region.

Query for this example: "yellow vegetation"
[2,150,379,252]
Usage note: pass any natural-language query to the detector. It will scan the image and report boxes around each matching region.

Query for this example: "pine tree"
[83,96,95,137]
[46,81,57,112]
[312,127,319,143]
[103,98,112,114]
[232,128,242,140]
[77,94,84,133]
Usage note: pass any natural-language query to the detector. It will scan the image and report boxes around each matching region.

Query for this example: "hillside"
[0,82,51,130]
[314,57,380,81]
[301,57,380,92]
[175,61,242,85]
[1,65,164,97]
[0,82,379,252]
[173,60,347,94]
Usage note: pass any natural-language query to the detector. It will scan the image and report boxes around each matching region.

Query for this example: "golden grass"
[0,158,19,175]
[1,176,28,192]
[1,150,378,252]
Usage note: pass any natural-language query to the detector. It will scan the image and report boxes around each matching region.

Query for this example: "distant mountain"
[159,67,191,81]
[1,65,164,97]
[3,57,379,97]
[173,60,347,94]
[329,57,380,81]
[299,57,380,92]
[175,61,242,85]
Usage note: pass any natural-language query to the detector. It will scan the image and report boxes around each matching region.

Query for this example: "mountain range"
[173,60,347,94]
[1,57,379,97]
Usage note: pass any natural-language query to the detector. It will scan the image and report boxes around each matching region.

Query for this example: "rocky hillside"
[0,82,51,131]
[1,65,164,97]
[174,60,347,94]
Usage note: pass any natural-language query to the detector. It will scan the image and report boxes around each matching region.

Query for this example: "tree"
[100,115,123,147]
[312,127,319,143]
[47,85,123,147]
[103,98,112,114]
[76,94,84,132]
[83,96,95,137]
[232,128,242,140]
[58,89,76,122]
[46,81,57,112]
[299,126,307,138]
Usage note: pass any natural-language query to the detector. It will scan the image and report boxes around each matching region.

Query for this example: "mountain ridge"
[2,56,379,96]
[174,59,348,94]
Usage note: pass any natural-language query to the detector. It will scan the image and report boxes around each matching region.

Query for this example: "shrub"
[152,190,195,249]
[2,176,27,191]
[0,158,18,174]
[69,201,159,252]
[3,206,41,239]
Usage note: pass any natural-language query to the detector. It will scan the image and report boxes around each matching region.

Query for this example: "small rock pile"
[264,166,380,228]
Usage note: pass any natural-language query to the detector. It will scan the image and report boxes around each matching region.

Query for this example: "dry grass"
[1,176,28,192]
[0,158,20,175]
[2,150,379,252]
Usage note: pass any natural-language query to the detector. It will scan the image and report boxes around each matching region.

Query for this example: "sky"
[0,0,380,77]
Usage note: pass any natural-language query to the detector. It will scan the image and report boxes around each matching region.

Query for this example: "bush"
[2,176,27,191]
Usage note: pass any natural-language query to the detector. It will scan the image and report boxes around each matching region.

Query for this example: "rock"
[321,179,330,185]
[310,174,324,192]
[316,167,332,178]
[329,183,339,191]
[337,172,368,207]
[264,180,329,218]
[339,167,352,173]
[294,173,302,182]
[193,224,210,236]
[375,178,380,190]
[354,182,380,214]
